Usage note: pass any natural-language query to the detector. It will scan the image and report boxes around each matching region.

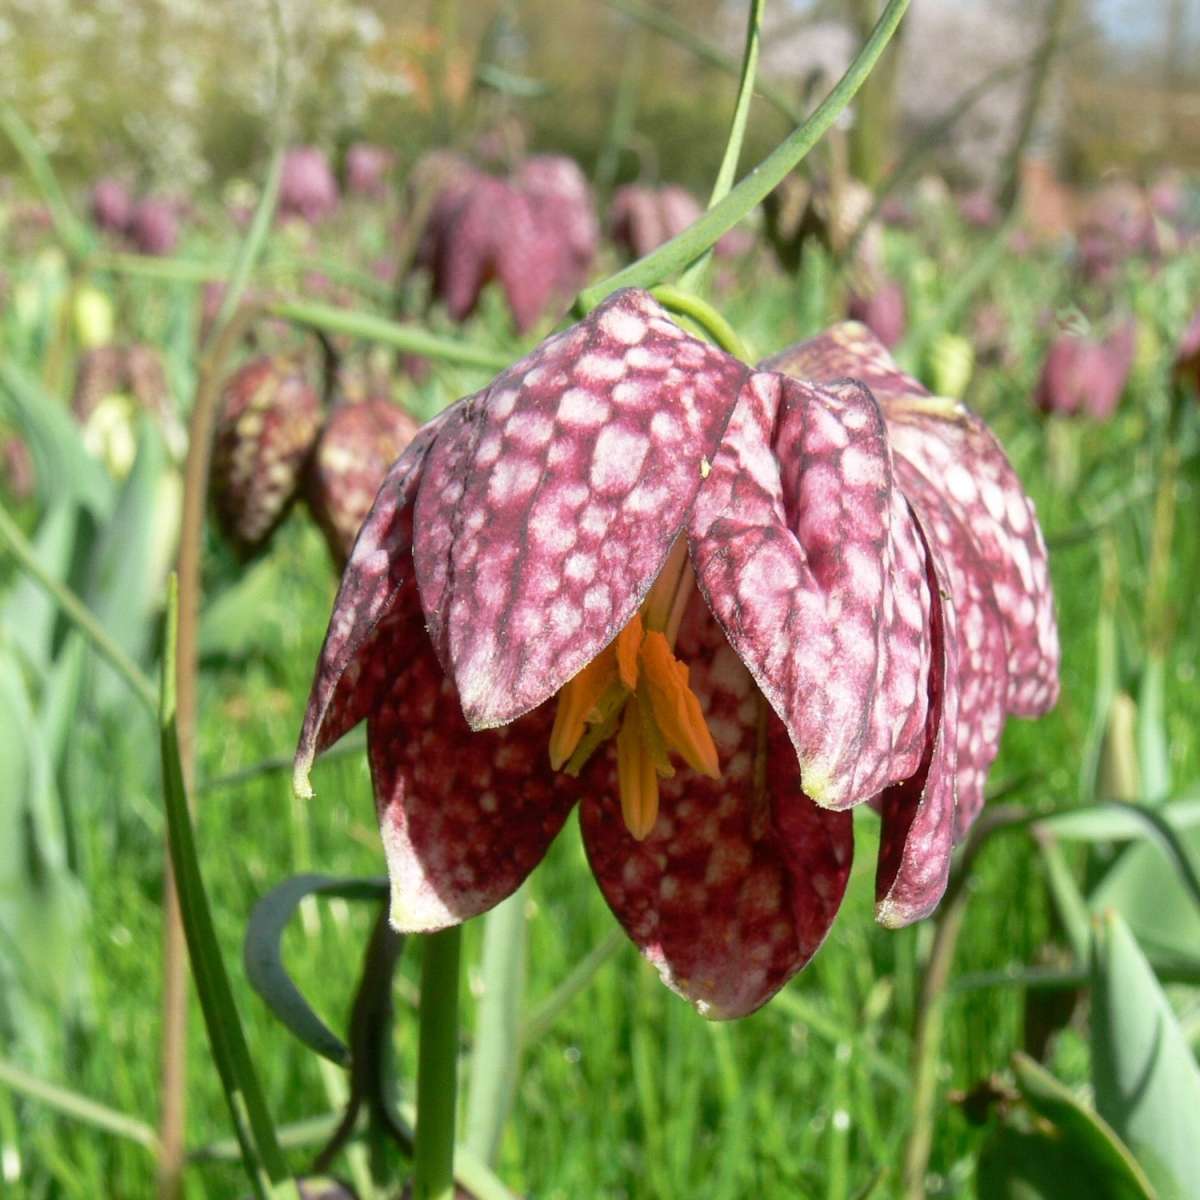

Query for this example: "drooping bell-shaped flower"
[345,143,395,200]
[294,291,1059,1018]
[89,178,133,235]
[210,356,324,557]
[847,278,907,349]
[305,396,419,568]
[280,147,341,225]
[1033,321,1136,421]
[128,197,180,256]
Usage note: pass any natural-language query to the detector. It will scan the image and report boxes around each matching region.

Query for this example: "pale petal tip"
[292,753,315,801]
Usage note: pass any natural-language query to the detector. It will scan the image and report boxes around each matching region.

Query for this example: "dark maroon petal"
[412,288,751,730]
[306,397,421,568]
[580,597,853,1018]
[293,412,450,796]
[690,372,932,810]
[368,617,576,931]
[893,457,1007,838]
[210,356,323,557]
[874,508,959,926]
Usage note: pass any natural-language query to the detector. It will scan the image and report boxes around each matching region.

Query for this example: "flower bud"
[89,178,132,234]
[345,143,394,199]
[211,356,323,556]
[305,397,419,567]
[1034,321,1135,421]
[847,279,906,348]
[280,147,340,224]
[128,198,180,256]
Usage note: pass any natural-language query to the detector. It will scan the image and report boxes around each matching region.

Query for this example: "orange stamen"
[548,644,618,769]
[615,613,643,690]
[616,700,659,840]
[639,631,721,779]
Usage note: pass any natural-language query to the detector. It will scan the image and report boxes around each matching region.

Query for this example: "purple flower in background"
[280,147,340,224]
[346,143,395,200]
[1173,309,1200,395]
[128,198,180,256]
[847,279,907,349]
[293,291,1059,1018]
[1034,321,1136,421]
[958,189,1000,230]
[89,178,133,234]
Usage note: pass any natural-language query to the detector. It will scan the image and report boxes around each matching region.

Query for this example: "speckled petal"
[412,288,751,730]
[368,621,576,932]
[764,322,1060,719]
[886,409,1058,718]
[689,372,931,810]
[894,456,1007,838]
[875,509,959,927]
[579,597,853,1018]
[293,412,449,796]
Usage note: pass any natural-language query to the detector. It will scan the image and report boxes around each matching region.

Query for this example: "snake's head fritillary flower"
[345,143,395,200]
[1034,321,1136,421]
[210,356,323,557]
[294,292,1059,1018]
[514,155,599,295]
[305,396,420,568]
[89,178,133,235]
[847,279,907,349]
[280,148,340,225]
[128,198,180,256]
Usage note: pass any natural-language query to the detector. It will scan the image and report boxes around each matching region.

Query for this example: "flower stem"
[650,286,752,362]
[678,0,765,295]
[414,926,463,1200]
[576,0,910,310]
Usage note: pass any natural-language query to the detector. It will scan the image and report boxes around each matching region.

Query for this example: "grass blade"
[159,574,300,1200]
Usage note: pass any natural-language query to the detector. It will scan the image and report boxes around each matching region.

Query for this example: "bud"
[926,332,974,400]
[280,147,340,224]
[211,356,324,556]
[847,279,906,348]
[128,198,180,256]
[89,178,132,234]
[957,189,999,230]
[305,397,419,567]
[74,286,115,348]
[0,433,35,502]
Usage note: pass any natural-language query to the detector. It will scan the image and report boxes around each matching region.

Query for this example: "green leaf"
[1136,656,1171,805]
[977,1124,1147,1200]
[83,418,173,706]
[0,359,113,520]
[243,873,388,1067]
[1091,911,1200,1200]
[464,887,528,1165]
[1,503,78,673]
[1010,1053,1155,1199]
[1038,796,1200,841]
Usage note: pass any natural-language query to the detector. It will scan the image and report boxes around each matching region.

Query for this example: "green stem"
[0,503,157,712]
[268,299,512,369]
[160,576,299,1200]
[413,926,463,1200]
[577,0,910,309]
[650,286,753,361]
[0,1058,160,1155]
[679,0,765,294]
[464,889,527,1165]
[0,103,92,262]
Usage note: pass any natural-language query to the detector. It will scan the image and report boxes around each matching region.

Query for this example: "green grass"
[1,205,1198,1199]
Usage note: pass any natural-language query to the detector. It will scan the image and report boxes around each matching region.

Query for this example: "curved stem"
[650,286,753,361]
[414,927,463,1200]
[679,0,765,295]
[576,0,910,310]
